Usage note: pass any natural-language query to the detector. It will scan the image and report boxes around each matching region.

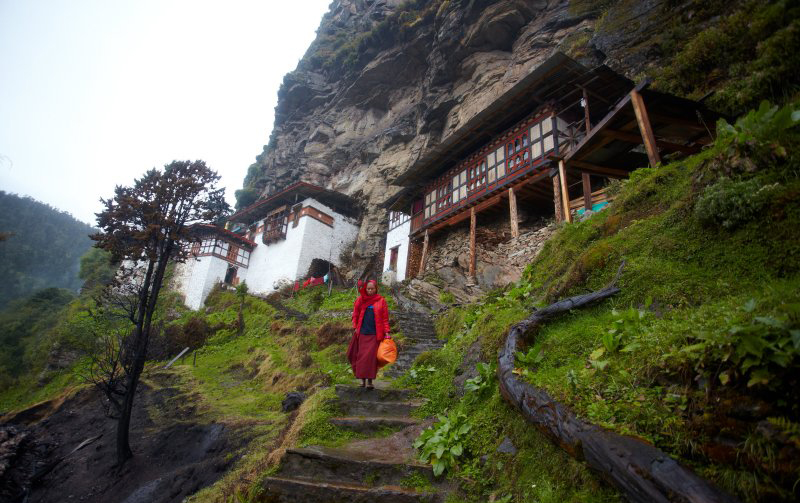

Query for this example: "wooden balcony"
[409,111,573,235]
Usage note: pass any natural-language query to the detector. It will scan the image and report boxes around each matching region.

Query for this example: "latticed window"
[388,211,409,230]
[436,179,452,211]
[506,130,530,174]
[468,158,487,193]
[263,205,289,244]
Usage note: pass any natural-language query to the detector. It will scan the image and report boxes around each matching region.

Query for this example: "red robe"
[347,294,390,379]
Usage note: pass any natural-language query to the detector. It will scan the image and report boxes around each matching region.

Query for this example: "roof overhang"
[189,224,256,250]
[229,181,359,225]
[563,83,727,177]
[386,52,633,210]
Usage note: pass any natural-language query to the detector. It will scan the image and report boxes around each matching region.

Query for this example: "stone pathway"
[385,311,444,378]
[259,383,446,502]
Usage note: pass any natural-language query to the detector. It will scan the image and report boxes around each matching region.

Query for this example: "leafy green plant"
[464,362,496,395]
[409,365,437,380]
[413,411,471,476]
[515,347,544,367]
[717,100,800,149]
[672,300,800,388]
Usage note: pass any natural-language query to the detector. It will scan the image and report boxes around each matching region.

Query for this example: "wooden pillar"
[582,87,591,134]
[630,90,661,167]
[582,172,592,211]
[552,174,563,223]
[418,229,429,277]
[469,207,476,278]
[558,160,572,223]
[508,187,519,238]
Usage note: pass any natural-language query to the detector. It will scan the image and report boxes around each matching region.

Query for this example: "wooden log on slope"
[497,264,739,503]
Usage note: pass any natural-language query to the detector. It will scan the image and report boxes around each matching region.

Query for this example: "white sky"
[0,0,332,225]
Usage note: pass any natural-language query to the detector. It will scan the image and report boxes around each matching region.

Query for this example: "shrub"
[694,177,779,229]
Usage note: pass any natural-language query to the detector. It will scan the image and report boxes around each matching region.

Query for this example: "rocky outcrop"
[242,0,676,257]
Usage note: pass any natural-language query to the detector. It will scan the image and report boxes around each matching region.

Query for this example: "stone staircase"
[385,311,444,378]
[258,384,445,502]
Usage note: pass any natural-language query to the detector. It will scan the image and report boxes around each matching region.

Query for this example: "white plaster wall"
[244,197,360,295]
[296,198,359,280]
[173,255,242,310]
[383,219,411,282]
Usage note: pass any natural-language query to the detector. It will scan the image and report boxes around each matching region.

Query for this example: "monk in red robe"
[346,279,390,389]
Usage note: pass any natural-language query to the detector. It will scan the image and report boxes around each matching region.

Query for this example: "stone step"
[335,385,414,402]
[330,416,420,433]
[259,476,439,503]
[278,446,433,487]
[337,398,424,417]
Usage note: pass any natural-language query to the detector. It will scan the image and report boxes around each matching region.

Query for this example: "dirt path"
[257,381,448,502]
[1,372,252,503]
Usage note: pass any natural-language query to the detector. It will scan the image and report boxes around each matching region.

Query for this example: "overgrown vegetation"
[653,0,800,116]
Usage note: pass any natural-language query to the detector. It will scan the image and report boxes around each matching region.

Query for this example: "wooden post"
[418,229,429,277]
[558,160,572,223]
[552,174,563,223]
[582,172,592,211]
[630,90,661,167]
[469,207,476,279]
[582,87,591,134]
[508,187,519,239]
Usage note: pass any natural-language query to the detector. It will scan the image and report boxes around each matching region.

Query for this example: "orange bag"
[376,338,398,367]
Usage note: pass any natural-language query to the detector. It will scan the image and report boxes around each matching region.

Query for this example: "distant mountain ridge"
[0,191,96,309]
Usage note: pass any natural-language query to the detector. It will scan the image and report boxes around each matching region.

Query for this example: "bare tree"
[91,160,229,466]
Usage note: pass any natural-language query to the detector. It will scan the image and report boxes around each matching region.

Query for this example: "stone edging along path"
[497,268,741,503]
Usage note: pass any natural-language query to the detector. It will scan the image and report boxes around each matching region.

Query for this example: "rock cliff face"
[241,0,682,257]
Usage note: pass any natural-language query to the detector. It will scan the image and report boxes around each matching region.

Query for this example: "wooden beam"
[509,187,520,238]
[582,87,591,134]
[601,129,701,154]
[552,174,563,222]
[569,160,629,179]
[469,207,476,278]
[418,229,429,277]
[582,172,592,211]
[630,90,661,167]
[558,160,572,223]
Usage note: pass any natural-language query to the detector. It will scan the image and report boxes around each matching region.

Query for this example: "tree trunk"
[115,243,172,466]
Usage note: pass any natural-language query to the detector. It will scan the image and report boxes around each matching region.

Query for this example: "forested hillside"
[0,191,96,309]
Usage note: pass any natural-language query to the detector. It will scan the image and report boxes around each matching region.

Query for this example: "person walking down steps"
[347,279,390,390]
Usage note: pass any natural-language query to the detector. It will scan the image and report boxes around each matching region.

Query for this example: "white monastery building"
[173,182,360,310]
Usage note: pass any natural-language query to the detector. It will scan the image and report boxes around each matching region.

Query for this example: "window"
[263,205,289,243]
[436,179,452,211]
[452,169,468,204]
[191,241,201,256]
[237,247,250,267]
[486,145,506,184]
[388,211,409,230]
[389,246,399,272]
[424,190,435,219]
[505,130,530,174]
[530,117,556,161]
[468,158,487,194]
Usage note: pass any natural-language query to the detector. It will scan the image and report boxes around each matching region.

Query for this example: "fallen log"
[497,264,739,503]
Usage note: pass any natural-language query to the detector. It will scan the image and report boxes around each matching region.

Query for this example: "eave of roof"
[190,224,257,249]
[386,52,632,210]
[228,181,359,225]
